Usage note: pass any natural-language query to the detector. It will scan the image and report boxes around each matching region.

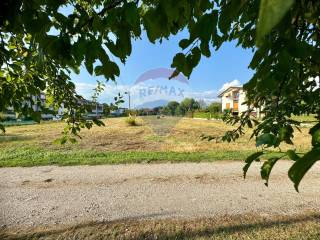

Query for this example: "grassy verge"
[0,147,249,167]
[193,112,222,119]
[2,213,319,240]
[0,146,286,167]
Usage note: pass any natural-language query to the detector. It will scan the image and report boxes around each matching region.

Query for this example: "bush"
[125,115,138,126]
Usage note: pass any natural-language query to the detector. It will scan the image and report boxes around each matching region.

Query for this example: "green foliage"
[243,152,264,178]
[162,101,180,116]
[207,102,221,114]
[256,133,280,148]
[256,0,295,46]
[179,98,201,115]
[161,99,201,117]
[260,157,282,186]
[310,123,320,147]
[288,148,320,191]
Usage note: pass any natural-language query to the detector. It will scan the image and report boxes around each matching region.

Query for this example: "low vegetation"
[0,117,312,167]
[193,111,223,120]
[2,213,319,240]
[125,115,139,126]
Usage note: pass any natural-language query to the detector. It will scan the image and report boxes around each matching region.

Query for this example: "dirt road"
[1,161,320,229]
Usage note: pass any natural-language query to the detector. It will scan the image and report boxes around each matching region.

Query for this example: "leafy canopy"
[1,0,320,190]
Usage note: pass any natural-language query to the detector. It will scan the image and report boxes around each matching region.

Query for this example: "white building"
[110,107,127,117]
[218,86,260,116]
[3,94,104,120]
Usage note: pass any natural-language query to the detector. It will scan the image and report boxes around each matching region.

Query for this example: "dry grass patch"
[1,213,320,240]
[1,117,312,153]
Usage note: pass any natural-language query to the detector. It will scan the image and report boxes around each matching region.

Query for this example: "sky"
[56,5,255,108]
[71,31,254,108]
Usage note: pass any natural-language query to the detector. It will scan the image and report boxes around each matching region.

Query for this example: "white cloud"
[75,81,131,99]
[184,90,220,103]
[74,81,221,107]
[219,79,241,92]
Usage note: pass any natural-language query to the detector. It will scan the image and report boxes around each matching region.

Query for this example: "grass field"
[0,117,312,167]
[2,213,320,240]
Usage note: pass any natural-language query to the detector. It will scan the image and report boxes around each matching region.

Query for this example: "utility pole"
[125,91,131,110]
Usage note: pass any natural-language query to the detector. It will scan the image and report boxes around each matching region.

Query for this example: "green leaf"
[287,150,300,161]
[60,136,68,144]
[31,111,41,123]
[172,53,186,67]
[198,13,217,42]
[309,123,320,135]
[53,136,68,145]
[288,148,320,191]
[124,2,141,35]
[179,39,191,49]
[94,61,120,80]
[256,0,294,46]
[243,151,264,178]
[261,157,281,186]
[143,8,166,43]
[278,125,294,144]
[310,123,320,147]
[249,46,267,69]
[171,53,191,77]
[92,118,105,127]
[200,41,211,57]
[312,129,320,147]
[69,137,77,144]
[169,69,180,80]
[85,57,94,75]
[190,47,201,67]
[218,1,241,34]
[256,133,279,148]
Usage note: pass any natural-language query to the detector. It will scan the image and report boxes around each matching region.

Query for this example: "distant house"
[2,106,16,120]
[110,108,127,117]
[78,99,104,118]
[2,93,104,120]
[2,93,54,120]
[218,86,260,116]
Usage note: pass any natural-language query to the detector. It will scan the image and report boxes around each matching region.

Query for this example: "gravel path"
[1,161,320,229]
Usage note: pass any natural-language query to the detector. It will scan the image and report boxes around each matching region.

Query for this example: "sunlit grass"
[0,117,312,167]
[0,146,257,167]
[2,213,319,240]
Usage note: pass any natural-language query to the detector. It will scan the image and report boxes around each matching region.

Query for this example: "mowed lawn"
[0,117,312,167]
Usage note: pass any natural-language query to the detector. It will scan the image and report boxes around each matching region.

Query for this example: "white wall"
[221,94,233,112]
[221,89,249,113]
[238,89,248,113]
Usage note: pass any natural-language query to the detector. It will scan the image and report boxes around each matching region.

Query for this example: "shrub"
[125,115,138,126]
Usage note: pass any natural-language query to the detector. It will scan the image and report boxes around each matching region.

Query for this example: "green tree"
[102,103,110,117]
[1,0,319,189]
[165,101,180,116]
[197,99,207,110]
[207,102,221,114]
[179,98,200,116]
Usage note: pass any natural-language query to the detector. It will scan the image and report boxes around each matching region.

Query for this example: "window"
[233,101,239,111]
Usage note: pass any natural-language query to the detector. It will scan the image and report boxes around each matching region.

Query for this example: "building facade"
[2,93,104,120]
[218,86,259,116]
